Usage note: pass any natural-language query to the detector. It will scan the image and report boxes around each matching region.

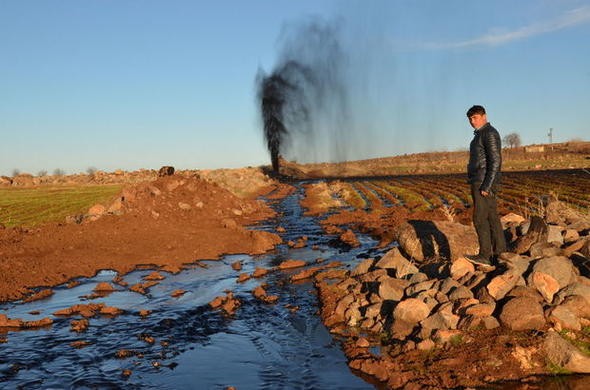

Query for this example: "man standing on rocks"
[465,105,506,267]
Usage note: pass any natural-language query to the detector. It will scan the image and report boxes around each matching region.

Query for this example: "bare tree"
[503,132,522,148]
[11,169,20,177]
[86,166,97,175]
[37,170,48,177]
[53,168,66,176]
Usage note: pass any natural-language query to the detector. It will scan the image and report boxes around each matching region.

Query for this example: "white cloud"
[423,6,590,49]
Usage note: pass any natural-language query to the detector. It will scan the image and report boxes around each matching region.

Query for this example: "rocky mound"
[314,196,590,388]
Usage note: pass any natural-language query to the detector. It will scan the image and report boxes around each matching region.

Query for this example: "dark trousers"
[470,182,506,258]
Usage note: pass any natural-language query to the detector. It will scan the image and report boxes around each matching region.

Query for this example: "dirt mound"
[0,174,282,302]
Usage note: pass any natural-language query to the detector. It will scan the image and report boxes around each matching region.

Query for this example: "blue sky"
[1,0,589,176]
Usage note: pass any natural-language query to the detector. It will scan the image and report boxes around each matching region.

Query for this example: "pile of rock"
[316,195,590,386]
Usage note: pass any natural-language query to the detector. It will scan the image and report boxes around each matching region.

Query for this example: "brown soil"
[278,141,590,178]
[0,174,285,302]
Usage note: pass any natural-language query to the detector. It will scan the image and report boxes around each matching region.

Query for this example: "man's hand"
[480,190,489,197]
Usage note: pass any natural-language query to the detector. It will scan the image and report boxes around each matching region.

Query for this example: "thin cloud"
[423,6,590,49]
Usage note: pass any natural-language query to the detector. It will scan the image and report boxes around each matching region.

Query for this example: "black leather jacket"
[467,122,502,192]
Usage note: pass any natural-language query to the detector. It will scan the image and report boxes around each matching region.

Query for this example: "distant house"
[525,145,545,153]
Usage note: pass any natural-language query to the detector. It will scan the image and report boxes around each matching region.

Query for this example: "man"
[465,105,506,268]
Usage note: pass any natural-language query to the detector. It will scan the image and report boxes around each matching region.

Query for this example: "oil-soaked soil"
[0,184,390,389]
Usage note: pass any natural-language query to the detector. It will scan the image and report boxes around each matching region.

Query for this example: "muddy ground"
[0,173,287,302]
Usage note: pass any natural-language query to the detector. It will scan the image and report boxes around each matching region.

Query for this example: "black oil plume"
[257,19,349,173]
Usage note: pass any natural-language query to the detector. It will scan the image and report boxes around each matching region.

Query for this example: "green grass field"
[0,185,123,227]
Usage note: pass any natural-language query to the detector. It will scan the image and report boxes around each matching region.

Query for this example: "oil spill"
[0,184,385,389]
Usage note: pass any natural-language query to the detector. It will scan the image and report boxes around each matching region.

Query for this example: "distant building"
[525,145,545,153]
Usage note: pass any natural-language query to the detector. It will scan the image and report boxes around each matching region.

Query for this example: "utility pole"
[548,128,553,144]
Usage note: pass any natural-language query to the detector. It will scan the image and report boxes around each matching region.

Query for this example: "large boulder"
[527,256,579,301]
[393,298,431,324]
[378,278,409,301]
[487,269,522,301]
[394,220,478,261]
[499,296,546,331]
[390,298,431,339]
[374,247,418,278]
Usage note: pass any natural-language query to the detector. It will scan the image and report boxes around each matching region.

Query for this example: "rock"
[363,302,382,321]
[339,229,360,247]
[0,314,23,327]
[448,286,473,301]
[499,296,546,331]
[513,216,548,254]
[251,267,270,278]
[529,256,579,291]
[548,304,581,331]
[158,166,175,177]
[359,269,388,283]
[100,306,123,316]
[278,259,306,269]
[528,271,560,303]
[501,213,526,229]
[93,282,115,292]
[450,257,475,280]
[71,319,89,332]
[0,176,13,186]
[547,225,564,246]
[88,204,106,216]
[562,237,590,257]
[405,280,436,296]
[498,252,531,274]
[374,247,418,278]
[506,286,544,302]
[439,278,461,295]
[420,304,459,334]
[378,278,409,301]
[458,315,482,330]
[332,294,355,325]
[551,294,590,329]
[249,231,282,255]
[464,303,495,317]
[555,283,590,306]
[394,220,478,261]
[144,271,165,281]
[344,302,362,327]
[486,270,521,300]
[563,229,580,244]
[393,298,431,325]
[414,290,439,312]
[408,272,428,284]
[544,330,590,373]
[231,261,242,271]
[482,316,500,329]
[178,202,192,210]
[351,258,374,276]
[252,285,278,304]
[390,319,416,340]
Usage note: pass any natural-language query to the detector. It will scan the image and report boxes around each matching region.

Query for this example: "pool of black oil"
[0,183,390,389]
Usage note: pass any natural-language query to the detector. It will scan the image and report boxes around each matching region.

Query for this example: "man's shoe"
[465,254,495,270]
